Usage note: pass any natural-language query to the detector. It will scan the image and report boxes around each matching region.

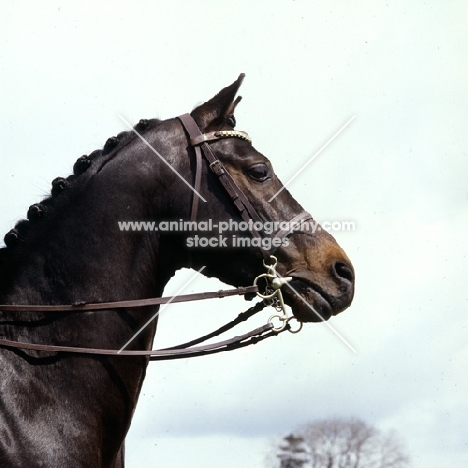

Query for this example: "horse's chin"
[283,278,334,323]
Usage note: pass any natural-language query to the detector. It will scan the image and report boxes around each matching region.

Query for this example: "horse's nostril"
[332,261,354,284]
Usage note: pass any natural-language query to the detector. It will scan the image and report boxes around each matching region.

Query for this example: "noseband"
[177,113,313,262]
[0,113,314,359]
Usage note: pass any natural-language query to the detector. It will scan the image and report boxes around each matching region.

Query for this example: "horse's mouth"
[282,278,333,323]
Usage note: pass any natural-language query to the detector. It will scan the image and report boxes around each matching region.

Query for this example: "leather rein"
[0,113,310,360]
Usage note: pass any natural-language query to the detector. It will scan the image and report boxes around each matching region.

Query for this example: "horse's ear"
[191,74,245,130]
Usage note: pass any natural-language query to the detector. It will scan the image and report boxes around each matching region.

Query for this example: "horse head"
[168,74,355,322]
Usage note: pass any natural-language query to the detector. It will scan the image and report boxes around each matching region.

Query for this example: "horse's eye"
[247,164,270,182]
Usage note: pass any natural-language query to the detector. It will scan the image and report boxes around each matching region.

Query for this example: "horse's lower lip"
[283,278,333,322]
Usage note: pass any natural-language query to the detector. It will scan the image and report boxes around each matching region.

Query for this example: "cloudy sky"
[1,1,467,467]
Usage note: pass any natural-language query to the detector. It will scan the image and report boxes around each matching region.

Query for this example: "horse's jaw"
[282,277,353,322]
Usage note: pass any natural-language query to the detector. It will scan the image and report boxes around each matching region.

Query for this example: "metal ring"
[253,273,277,300]
[263,255,277,269]
[268,313,288,332]
[286,317,303,334]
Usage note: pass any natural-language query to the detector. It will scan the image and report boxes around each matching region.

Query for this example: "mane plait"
[2,117,162,252]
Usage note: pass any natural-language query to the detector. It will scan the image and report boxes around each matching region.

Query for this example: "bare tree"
[267,418,410,468]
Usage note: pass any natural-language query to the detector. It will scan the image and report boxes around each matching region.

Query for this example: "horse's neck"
[2,191,175,342]
[0,184,172,466]
[3,185,170,304]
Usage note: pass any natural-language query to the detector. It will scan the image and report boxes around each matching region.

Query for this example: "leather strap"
[191,146,203,222]
[0,301,283,360]
[178,114,204,223]
[177,113,271,261]
[0,323,275,358]
[0,285,258,312]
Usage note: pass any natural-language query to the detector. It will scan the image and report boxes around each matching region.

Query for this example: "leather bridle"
[0,113,312,359]
[177,113,313,261]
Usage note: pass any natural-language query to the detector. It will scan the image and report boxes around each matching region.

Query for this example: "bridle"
[177,113,313,261]
[0,113,313,359]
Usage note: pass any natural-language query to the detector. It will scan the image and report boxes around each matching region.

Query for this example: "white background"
[1,1,467,467]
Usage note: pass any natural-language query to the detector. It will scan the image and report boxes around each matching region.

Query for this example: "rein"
[0,285,259,312]
[0,302,277,361]
[0,259,298,359]
[0,114,307,359]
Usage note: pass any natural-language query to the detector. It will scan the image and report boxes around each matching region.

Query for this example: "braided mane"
[0,118,162,259]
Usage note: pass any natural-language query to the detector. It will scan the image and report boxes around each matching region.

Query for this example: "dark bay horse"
[0,75,354,467]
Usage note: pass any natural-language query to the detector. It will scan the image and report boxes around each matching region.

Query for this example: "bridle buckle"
[209,159,224,175]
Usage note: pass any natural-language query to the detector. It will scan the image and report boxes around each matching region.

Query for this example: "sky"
[0,1,467,467]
